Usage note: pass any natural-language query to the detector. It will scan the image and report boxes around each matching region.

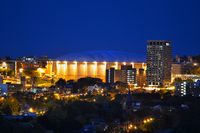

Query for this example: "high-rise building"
[146,40,172,86]
[175,80,200,97]
[106,68,115,83]
[137,68,146,87]
[121,65,137,85]
[106,65,137,85]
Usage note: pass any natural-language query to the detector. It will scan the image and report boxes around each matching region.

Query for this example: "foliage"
[22,68,39,78]
[77,77,102,88]
[55,78,66,88]
[174,77,182,82]
[191,67,200,75]
[0,68,14,77]
[46,105,68,123]
[0,97,20,115]
[186,66,200,76]
[115,81,128,90]
[66,79,75,84]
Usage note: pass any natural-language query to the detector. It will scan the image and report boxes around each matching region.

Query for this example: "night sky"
[0,0,200,58]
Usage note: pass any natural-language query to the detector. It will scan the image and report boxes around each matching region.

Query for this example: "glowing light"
[63,62,67,77]
[28,108,34,113]
[37,68,45,77]
[142,62,145,68]
[0,97,4,101]
[44,97,48,100]
[84,61,87,76]
[166,42,170,46]
[2,62,7,67]
[123,62,126,65]
[1,62,7,69]
[19,68,24,73]
[193,63,198,66]
[131,62,135,68]
[54,93,60,100]
[93,61,97,77]
[103,62,107,76]
[128,124,133,129]
[56,61,62,76]
[115,62,118,69]
[73,61,77,78]
[37,68,45,73]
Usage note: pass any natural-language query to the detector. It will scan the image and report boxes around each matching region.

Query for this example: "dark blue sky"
[0,0,200,58]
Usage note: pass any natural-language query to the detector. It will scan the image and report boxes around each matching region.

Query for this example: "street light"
[28,107,34,113]
[19,68,24,73]
[128,124,133,130]
[37,68,45,77]
[2,62,7,69]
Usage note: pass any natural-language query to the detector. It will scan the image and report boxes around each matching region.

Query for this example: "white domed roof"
[57,50,145,62]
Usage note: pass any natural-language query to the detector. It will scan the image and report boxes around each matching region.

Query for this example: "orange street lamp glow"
[28,107,34,113]
[19,68,24,73]
[128,124,133,129]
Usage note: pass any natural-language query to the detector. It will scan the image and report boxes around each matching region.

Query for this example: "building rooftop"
[56,50,145,62]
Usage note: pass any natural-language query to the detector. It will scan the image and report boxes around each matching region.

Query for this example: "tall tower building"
[106,68,115,83]
[146,40,172,87]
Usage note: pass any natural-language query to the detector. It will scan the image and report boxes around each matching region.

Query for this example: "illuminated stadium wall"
[45,61,146,82]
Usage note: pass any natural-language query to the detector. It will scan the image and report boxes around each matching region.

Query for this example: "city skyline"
[0,1,200,132]
[1,0,200,57]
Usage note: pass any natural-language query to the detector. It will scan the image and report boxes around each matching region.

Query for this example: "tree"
[0,68,14,77]
[115,81,128,91]
[55,78,67,89]
[77,77,102,86]
[22,68,40,87]
[66,80,75,84]
[174,77,182,82]
[46,106,68,123]
[22,68,39,78]
[192,67,200,75]
[1,97,20,115]
[76,77,103,91]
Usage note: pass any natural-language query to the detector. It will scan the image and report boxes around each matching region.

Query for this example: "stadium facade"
[45,51,146,83]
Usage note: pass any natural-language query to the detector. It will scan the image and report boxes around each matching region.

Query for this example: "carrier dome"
[57,50,145,62]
